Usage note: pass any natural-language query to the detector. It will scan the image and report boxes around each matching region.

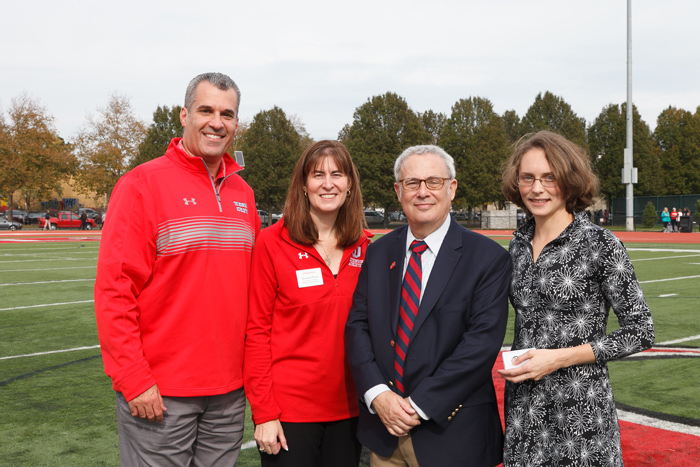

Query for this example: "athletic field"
[1,229,698,466]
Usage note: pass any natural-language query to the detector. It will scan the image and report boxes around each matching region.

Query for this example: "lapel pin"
[390,261,396,270]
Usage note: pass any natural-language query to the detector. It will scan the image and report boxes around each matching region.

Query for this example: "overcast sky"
[2,0,699,143]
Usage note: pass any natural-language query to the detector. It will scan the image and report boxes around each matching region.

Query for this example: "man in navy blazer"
[346,145,511,466]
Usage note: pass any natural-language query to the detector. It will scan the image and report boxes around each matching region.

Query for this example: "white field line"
[0,300,94,311]
[241,440,257,450]
[617,409,700,437]
[627,248,700,253]
[0,246,100,252]
[639,275,700,284]
[1,250,98,257]
[0,258,95,264]
[631,254,700,262]
[0,266,96,273]
[0,279,94,287]
[657,335,700,345]
[0,345,101,361]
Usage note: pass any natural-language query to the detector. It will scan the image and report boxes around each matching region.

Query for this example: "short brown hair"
[502,131,599,215]
[283,140,365,247]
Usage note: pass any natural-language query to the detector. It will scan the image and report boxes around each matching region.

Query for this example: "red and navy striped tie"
[395,240,428,395]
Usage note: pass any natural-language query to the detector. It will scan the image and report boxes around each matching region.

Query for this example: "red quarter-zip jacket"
[244,220,370,424]
[95,138,261,401]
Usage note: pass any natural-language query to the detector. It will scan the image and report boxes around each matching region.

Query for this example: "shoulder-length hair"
[502,131,599,215]
[284,140,366,247]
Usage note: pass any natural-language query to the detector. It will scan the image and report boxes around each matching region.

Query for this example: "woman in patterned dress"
[499,131,654,466]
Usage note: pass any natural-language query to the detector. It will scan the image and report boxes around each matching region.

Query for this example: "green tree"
[588,103,661,203]
[130,105,183,169]
[72,94,148,204]
[341,92,432,226]
[238,106,303,225]
[0,94,76,218]
[502,109,522,145]
[652,106,700,194]
[419,110,447,144]
[521,91,587,149]
[642,201,658,229]
[438,97,510,209]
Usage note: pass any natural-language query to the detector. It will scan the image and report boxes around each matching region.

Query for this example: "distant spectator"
[670,207,679,233]
[79,211,88,230]
[43,211,51,231]
[101,212,106,230]
[683,207,691,218]
[661,207,670,233]
[604,209,609,225]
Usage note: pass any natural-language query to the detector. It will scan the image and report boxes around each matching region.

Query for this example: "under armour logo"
[183,198,197,205]
[298,252,309,259]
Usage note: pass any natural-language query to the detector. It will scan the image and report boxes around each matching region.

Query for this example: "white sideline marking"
[617,409,700,437]
[0,345,101,360]
[0,279,94,287]
[241,440,257,450]
[0,258,94,264]
[627,248,700,253]
[659,293,678,297]
[657,335,700,345]
[0,300,94,311]
[632,254,700,262]
[639,275,700,284]
[0,266,96,273]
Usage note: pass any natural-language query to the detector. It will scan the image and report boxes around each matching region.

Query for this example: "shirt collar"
[405,214,451,256]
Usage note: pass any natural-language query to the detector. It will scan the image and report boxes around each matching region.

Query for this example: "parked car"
[24,212,46,225]
[363,210,385,227]
[387,211,406,222]
[78,208,102,224]
[4,210,27,223]
[0,218,22,230]
[257,210,282,226]
[39,212,97,230]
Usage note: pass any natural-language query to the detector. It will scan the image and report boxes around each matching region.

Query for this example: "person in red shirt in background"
[670,207,680,232]
[244,140,370,467]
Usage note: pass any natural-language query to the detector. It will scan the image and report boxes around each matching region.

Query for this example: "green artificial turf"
[0,236,697,465]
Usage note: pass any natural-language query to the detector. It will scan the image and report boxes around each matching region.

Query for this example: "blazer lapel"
[389,228,409,336]
[411,219,463,336]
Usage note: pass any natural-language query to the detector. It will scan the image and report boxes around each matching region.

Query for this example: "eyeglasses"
[517,174,557,187]
[398,177,451,191]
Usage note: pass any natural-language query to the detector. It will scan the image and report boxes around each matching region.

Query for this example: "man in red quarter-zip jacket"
[95,72,261,467]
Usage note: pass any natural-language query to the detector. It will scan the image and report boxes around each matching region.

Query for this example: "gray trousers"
[116,387,245,467]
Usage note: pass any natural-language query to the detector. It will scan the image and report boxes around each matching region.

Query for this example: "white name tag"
[296,268,324,288]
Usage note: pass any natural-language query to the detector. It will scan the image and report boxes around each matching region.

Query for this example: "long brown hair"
[502,131,599,215]
[284,140,365,247]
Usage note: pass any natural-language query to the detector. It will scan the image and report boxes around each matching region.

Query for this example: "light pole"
[623,0,637,231]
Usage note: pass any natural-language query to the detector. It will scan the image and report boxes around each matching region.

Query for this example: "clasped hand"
[254,419,288,455]
[372,391,421,437]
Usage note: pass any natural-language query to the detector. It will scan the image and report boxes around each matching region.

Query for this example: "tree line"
[2,91,699,223]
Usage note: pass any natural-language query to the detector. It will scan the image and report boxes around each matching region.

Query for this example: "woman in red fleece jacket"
[244,140,371,467]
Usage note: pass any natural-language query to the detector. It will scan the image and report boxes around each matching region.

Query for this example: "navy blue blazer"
[345,217,511,467]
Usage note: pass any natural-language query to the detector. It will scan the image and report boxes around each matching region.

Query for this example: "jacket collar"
[165,137,243,177]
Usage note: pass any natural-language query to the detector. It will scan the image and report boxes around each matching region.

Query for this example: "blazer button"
[447,416,452,421]
[390,340,395,347]
[388,381,394,386]
[451,411,456,416]
[459,404,463,408]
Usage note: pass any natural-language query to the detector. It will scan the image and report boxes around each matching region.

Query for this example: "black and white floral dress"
[504,211,654,466]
